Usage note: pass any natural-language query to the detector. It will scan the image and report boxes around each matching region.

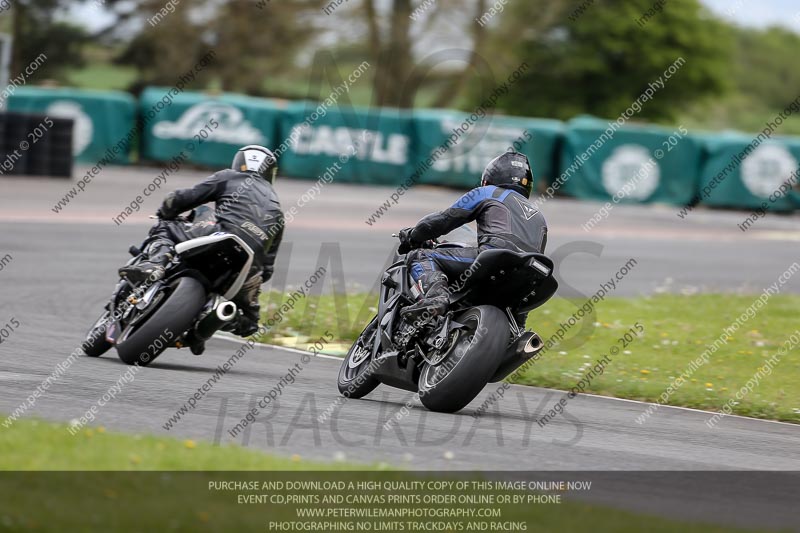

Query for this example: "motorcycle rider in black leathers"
[398,150,547,329]
[119,145,283,351]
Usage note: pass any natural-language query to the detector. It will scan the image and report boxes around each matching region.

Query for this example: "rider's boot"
[400,271,450,323]
[119,239,174,284]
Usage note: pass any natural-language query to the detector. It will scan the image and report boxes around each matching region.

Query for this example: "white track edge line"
[211,334,799,428]
[211,333,342,360]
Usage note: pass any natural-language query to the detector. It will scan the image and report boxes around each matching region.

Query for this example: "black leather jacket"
[410,185,547,253]
[160,169,284,279]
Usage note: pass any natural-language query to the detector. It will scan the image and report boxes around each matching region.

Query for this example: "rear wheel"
[337,316,381,399]
[116,277,206,366]
[418,306,509,413]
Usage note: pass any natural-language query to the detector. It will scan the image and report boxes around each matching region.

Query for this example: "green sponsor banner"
[277,102,415,185]
[7,87,136,164]
[558,117,701,205]
[412,109,563,189]
[698,133,800,211]
[140,87,285,168]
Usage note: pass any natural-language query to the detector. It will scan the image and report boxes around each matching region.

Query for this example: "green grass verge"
[0,419,753,532]
[256,291,800,423]
[0,418,352,471]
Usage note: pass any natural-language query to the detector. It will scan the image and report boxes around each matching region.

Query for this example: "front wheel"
[116,277,206,366]
[337,316,381,399]
[418,306,509,413]
[82,311,113,357]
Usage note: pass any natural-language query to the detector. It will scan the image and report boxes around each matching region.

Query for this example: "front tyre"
[337,316,381,399]
[418,306,509,413]
[82,311,113,357]
[116,277,206,366]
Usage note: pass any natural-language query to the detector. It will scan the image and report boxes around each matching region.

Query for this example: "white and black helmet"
[232,145,278,183]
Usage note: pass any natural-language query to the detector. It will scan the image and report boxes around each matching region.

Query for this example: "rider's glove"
[398,227,416,255]
[157,193,179,220]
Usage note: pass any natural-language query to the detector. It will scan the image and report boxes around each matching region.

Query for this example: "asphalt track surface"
[1,167,799,529]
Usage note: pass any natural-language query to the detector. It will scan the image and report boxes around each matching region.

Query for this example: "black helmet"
[232,145,278,183]
[481,150,533,198]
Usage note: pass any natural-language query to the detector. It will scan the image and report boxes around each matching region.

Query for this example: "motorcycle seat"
[450,248,557,312]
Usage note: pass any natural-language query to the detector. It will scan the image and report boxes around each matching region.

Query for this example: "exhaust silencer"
[194,298,238,341]
[489,331,545,383]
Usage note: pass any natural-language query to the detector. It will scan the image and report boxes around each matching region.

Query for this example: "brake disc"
[421,329,461,366]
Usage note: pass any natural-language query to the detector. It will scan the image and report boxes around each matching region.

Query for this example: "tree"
[10,0,90,81]
[733,26,800,111]
[210,0,325,94]
[113,0,209,93]
[357,0,493,108]
[110,0,326,94]
[485,0,732,121]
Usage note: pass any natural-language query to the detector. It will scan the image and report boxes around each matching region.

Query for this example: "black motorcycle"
[82,208,253,366]
[337,230,558,413]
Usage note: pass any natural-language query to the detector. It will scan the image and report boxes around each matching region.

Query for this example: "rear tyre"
[337,316,381,399]
[116,277,206,366]
[82,311,113,357]
[418,306,509,413]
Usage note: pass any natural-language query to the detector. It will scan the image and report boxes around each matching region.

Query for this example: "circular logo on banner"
[741,144,798,198]
[46,100,93,156]
[601,144,660,201]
